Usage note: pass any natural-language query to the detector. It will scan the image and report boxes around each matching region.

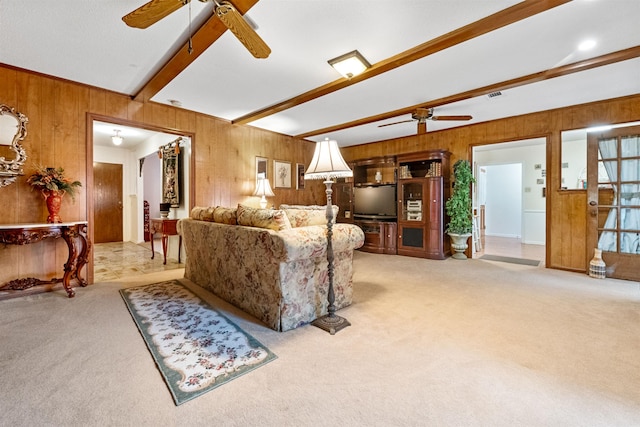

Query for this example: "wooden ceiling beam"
[295,46,640,139]
[232,0,571,125]
[133,0,260,102]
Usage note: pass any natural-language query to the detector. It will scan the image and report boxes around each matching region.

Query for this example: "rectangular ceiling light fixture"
[328,50,371,79]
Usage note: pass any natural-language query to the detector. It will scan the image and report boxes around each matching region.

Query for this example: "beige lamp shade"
[254,173,274,209]
[253,173,275,197]
[305,139,353,180]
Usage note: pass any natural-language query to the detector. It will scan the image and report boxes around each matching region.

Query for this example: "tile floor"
[93,240,184,282]
[473,235,546,266]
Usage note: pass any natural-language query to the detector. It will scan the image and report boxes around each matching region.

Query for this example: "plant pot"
[448,232,471,259]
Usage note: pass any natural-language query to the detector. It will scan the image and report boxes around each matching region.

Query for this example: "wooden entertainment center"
[336,150,451,259]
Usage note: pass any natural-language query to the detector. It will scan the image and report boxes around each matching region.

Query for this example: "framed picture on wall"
[274,160,291,188]
[162,143,181,207]
[256,156,268,182]
[296,163,305,190]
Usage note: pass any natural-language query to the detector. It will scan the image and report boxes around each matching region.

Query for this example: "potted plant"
[445,159,475,259]
[27,166,82,223]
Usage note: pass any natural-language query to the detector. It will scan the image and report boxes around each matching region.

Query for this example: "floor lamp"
[305,138,353,334]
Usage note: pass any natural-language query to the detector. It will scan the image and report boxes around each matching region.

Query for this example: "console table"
[0,221,90,298]
[149,218,181,265]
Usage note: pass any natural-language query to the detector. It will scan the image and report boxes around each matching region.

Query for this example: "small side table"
[149,218,181,265]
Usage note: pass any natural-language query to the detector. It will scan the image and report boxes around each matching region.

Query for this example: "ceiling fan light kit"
[328,50,371,79]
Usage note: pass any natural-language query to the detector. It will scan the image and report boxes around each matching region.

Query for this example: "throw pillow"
[190,206,215,221]
[280,204,339,227]
[237,204,292,231]
[213,206,237,225]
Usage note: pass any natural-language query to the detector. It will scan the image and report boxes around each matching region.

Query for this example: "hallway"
[473,235,545,266]
[94,240,183,282]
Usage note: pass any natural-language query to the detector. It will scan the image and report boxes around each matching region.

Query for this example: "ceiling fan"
[122,0,271,59]
[379,108,472,134]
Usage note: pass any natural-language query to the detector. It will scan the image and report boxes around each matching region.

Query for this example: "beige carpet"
[1,252,639,426]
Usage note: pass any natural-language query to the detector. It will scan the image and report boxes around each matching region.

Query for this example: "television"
[353,185,397,219]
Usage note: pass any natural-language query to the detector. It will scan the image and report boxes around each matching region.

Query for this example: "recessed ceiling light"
[578,39,596,51]
[168,99,182,107]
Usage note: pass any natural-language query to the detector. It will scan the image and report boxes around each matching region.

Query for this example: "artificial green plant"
[445,159,475,235]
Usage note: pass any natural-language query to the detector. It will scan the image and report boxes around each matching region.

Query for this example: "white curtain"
[598,136,640,254]
[620,136,640,254]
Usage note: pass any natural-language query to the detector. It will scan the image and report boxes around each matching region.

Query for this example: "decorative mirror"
[0,104,28,187]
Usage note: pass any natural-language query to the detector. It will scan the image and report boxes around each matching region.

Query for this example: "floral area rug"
[120,280,277,405]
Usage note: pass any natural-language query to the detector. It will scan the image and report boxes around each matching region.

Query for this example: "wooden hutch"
[337,150,451,259]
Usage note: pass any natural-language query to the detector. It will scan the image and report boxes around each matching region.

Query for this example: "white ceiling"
[1,1,639,147]
[92,121,176,150]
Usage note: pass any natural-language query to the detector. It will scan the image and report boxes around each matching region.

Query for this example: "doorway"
[472,138,546,264]
[88,116,194,283]
[483,163,522,238]
[586,124,640,281]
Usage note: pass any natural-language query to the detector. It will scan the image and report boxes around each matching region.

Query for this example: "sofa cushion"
[213,206,237,225]
[280,204,339,227]
[237,204,291,231]
[190,206,215,221]
[190,206,236,223]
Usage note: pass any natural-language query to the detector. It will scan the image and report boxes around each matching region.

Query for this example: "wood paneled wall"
[342,94,640,272]
[0,64,324,289]
[1,62,639,287]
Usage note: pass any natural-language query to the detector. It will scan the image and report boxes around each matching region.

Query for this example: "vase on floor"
[43,190,64,223]
[588,248,606,279]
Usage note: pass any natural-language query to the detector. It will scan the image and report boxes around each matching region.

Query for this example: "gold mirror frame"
[0,104,28,187]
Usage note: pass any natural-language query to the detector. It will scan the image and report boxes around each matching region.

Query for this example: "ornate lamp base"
[312,313,351,335]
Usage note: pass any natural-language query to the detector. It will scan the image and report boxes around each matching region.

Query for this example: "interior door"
[586,125,640,281]
[94,162,123,243]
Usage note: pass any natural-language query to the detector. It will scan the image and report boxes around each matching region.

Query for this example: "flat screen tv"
[353,185,397,219]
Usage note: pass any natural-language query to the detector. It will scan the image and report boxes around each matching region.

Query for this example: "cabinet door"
[397,223,426,256]
[425,178,445,259]
[397,180,425,256]
[399,179,425,223]
[384,222,397,254]
[334,182,353,223]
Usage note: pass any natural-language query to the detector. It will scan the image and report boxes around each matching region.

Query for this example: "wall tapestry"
[161,138,182,207]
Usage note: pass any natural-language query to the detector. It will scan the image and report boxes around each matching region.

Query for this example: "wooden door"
[586,125,640,281]
[94,162,123,243]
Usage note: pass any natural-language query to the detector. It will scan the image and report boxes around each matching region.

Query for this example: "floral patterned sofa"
[177,204,365,332]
